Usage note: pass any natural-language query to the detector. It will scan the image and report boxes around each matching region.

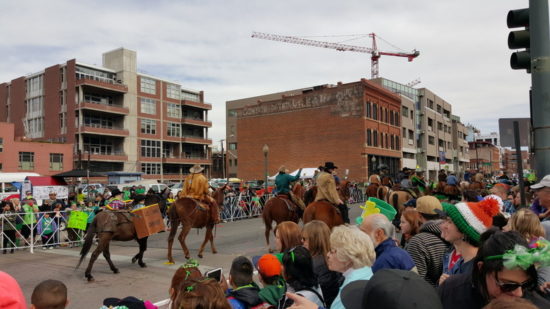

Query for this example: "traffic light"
[507,8,530,71]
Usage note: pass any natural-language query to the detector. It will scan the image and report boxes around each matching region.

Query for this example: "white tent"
[268,168,318,180]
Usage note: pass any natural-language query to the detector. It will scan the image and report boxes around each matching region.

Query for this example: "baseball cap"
[531,175,550,189]
[253,254,282,277]
[415,196,442,215]
[341,269,443,309]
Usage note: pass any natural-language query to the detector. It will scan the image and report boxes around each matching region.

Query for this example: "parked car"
[170,183,183,196]
[245,180,264,190]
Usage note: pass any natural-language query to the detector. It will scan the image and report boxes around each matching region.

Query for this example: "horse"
[261,183,305,252]
[365,183,380,199]
[76,201,149,282]
[302,180,351,229]
[166,187,225,263]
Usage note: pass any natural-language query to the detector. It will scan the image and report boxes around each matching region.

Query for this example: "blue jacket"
[372,238,415,273]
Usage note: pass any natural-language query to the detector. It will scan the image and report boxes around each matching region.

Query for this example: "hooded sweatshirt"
[258,278,285,306]
[0,271,27,309]
[227,283,266,309]
[405,219,449,286]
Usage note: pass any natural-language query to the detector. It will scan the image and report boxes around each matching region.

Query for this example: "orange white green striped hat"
[441,198,500,244]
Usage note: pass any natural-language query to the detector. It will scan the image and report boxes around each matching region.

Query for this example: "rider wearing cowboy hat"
[182,164,220,224]
[314,162,350,223]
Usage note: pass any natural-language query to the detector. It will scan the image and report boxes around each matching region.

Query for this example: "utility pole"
[220,139,225,179]
[530,0,550,178]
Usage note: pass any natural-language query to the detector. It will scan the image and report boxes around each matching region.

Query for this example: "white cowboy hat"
[189,164,204,173]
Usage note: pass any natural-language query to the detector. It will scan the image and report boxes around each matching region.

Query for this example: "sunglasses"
[494,274,533,293]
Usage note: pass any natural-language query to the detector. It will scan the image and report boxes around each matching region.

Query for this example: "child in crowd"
[2,202,17,254]
[256,254,285,306]
[174,278,230,309]
[30,279,68,309]
[38,212,56,249]
[226,256,269,308]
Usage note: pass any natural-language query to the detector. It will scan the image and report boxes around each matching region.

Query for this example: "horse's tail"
[391,192,399,210]
[303,204,315,223]
[76,218,96,269]
[303,189,314,206]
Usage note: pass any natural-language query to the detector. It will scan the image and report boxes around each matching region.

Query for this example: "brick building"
[502,148,531,176]
[0,122,73,175]
[228,79,402,182]
[468,141,500,175]
[0,48,212,181]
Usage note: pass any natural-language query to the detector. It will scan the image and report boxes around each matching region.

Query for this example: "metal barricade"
[0,210,86,253]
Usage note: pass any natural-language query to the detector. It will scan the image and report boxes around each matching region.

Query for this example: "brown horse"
[77,209,148,282]
[262,195,301,252]
[365,183,380,199]
[302,180,351,229]
[166,187,225,263]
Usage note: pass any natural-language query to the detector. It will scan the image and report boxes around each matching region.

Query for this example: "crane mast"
[251,31,419,79]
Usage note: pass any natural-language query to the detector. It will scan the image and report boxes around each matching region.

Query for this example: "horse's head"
[338,180,351,201]
[211,187,226,209]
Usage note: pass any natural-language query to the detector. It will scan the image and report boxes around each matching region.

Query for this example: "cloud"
[0,0,531,143]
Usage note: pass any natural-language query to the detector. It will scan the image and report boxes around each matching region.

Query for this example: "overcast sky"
[0,0,531,147]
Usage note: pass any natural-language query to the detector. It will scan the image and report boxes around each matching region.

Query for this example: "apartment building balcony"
[88,150,128,162]
[163,154,211,165]
[181,135,212,145]
[76,73,128,93]
[79,124,129,137]
[181,117,212,127]
[78,101,129,115]
[182,100,212,110]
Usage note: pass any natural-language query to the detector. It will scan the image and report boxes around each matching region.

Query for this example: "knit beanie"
[442,198,500,244]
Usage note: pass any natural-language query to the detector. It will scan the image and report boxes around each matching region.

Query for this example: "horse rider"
[444,172,461,201]
[182,164,220,224]
[315,161,349,223]
[106,189,126,210]
[275,166,306,212]
[378,164,394,187]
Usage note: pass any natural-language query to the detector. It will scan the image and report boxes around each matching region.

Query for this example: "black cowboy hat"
[103,296,146,309]
[324,162,338,170]
[111,189,122,196]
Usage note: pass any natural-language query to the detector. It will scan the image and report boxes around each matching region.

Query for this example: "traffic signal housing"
[507,8,530,71]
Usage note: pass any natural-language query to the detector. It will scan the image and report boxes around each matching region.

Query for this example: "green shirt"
[22,204,38,224]
[259,278,286,305]
[42,217,54,234]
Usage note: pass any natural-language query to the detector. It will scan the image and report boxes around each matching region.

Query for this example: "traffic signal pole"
[530,0,550,179]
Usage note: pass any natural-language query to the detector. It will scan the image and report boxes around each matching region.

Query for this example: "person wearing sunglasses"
[438,229,550,309]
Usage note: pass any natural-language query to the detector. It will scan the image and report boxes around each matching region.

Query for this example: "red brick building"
[502,148,531,176]
[0,122,73,175]
[234,79,402,182]
[468,141,500,175]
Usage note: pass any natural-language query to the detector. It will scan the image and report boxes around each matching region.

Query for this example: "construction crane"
[251,31,420,79]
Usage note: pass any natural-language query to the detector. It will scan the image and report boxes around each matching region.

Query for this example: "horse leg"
[85,234,107,282]
[167,220,179,264]
[264,221,273,253]
[135,237,148,268]
[102,240,119,274]
[198,225,212,258]
[178,224,192,260]
[208,225,217,255]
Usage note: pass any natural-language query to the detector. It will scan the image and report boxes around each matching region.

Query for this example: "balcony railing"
[83,123,124,130]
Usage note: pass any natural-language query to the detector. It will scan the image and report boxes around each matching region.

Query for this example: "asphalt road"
[0,204,363,308]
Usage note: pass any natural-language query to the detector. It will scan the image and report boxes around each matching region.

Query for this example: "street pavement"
[0,204,363,308]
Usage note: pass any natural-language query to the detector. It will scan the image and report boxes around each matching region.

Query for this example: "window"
[438,122,443,131]
[389,111,394,125]
[50,153,63,171]
[228,109,238,117]
[366,129,372,146]
[390,135,395,149]
[140,77,156,94]
[428,136,435,145]
[167,123,181,137]
[410,110,413,119]
[366,102,372,118]
[19,152,34,170]
[167,103,182,118]
[385,109,388,123]
[26,75,43,98]
[402,106,409,116]
[380,132,384,148]
[234,159,238,167]
[385,134,389,149]
[59,113,67,134]
[167,84,181,99]
[395,138,400,150]
[141,163,161,175]
[181,91,199,102]
[140,98,157,114]
[427,99,434,109]
[395,112,400,126]
[428,118,433,131]
[373,130,378,147]
[229,143,237,150]
[0,138,3,152]
[141,119,156,134]
[402,128,406,136]
[372,104,378,120]
[141,140,161,157]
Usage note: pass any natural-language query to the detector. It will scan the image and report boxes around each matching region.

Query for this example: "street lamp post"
[262,144,269,190]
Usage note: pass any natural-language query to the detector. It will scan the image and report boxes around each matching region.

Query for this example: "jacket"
[259,278,285,306]
[406,220,449,286]
[227,283,269,309]
[1,211,17,231]
[275,169,302,194]
[312,255,342,307]
[331,266,373,309]
[372,238,416,273]
[314,172,340,205]
[182,173,210,200]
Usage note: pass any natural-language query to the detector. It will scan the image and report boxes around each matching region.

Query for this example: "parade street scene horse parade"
[2,1,550,309]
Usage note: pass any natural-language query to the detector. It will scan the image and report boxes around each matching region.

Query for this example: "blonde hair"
[508,208,545,240]
[302,220,331,257]
[330,225,375,269]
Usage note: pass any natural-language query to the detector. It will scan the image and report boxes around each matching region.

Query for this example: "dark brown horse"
[262,185,303,252]
[77,207,149,282]
[166,187,225,263]
[303,180,351,229]
[365,183,380,199]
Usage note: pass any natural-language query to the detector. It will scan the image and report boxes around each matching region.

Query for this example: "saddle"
[190,198,210,212]
[277,194,297,212]
[97,211,133,233]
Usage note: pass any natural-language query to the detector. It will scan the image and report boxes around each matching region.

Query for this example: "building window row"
[140,77,157,95]
[365,102,399,126]
[181,91,200,102]
[50,153,63,171]
[366,130,400,150]
[18,152,34,170]
[167,84,181,100]
[167,123,182,137]
[26,75,43,98]
[167,103,182,118]
[140,98,157,114]
[141,139,161,157]
[141,163,161,175]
